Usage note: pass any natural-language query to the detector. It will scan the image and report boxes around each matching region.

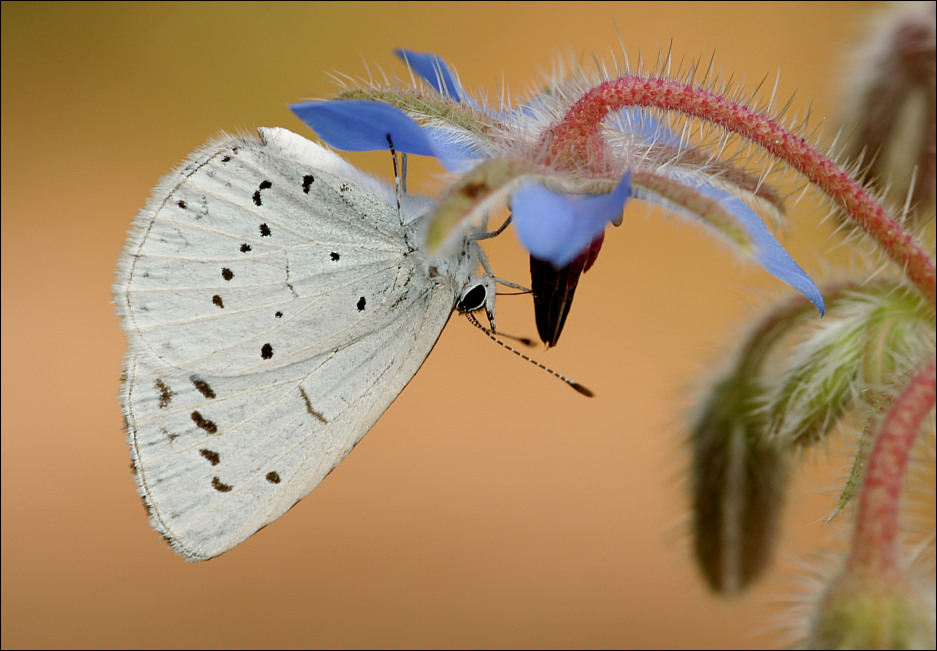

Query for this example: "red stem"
[543,76,936,306]
[848,361,936,576]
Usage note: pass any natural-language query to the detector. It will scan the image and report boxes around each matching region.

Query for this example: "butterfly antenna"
[400,152,408,195]
[386,134,403,224]
[464,312,594,397]
[484,322,536,347]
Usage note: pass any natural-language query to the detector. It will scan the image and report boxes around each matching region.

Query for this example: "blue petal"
[616,108,684,147]
[395,49,463,103]
[512,174,632,268]
[291,100,437,155]
[292,100,478,172]
[663,176,825,315]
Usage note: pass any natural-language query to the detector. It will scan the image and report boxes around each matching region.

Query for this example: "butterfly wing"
[116,128,468,560]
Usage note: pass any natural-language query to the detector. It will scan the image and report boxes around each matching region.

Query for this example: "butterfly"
[114,127,495,560]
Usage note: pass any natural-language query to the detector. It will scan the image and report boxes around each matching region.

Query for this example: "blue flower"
[512,174,632,267]
[291,49,825,342]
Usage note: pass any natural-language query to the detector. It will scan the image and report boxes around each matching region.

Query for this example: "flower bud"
[839,1,936,223]
[690,374,789,594]
[808,569,935,649]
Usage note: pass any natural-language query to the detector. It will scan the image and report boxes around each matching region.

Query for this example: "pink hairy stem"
[541,76,936,307]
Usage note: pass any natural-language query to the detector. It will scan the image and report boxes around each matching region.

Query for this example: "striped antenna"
[385,134,403,224]
[464,312,594,397]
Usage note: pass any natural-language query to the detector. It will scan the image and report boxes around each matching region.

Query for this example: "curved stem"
[543,76,936,306]
[849,360,936,577]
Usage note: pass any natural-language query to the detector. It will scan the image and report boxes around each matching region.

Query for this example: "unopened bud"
[809,569,934,650]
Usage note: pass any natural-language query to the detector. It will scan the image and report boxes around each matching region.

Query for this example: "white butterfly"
[115,127,495,560]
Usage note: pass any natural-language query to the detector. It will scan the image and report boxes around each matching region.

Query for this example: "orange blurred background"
[2,2,880,648]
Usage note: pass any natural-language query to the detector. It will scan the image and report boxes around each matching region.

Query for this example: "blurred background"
[2,2,883,648]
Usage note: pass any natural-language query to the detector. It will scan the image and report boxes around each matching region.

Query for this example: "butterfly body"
[116,127,484,560]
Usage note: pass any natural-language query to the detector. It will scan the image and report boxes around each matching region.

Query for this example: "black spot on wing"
[259,223,271,237]
[177,199,187,209]
[330,252,340,262]
[298,387,328,424]
[191,411,218,434]
[266,471,281,484]
[190,376,216,399]
[240,243,252,253]
[155,379,174,409]
[199,449,220,466]
[356,296,366,311]
[252,180,272,206]
[261,343,273,360]
[302,175,314,193]
[211,477,233,492]
[221,268,234,281]
[212,294,224,308]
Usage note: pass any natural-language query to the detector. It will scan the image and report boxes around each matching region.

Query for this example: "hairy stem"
[543,76,936,306]
[849,360,936,577]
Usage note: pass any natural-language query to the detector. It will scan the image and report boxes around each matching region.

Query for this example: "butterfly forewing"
[117,127,473,560]
[121,129,416,376]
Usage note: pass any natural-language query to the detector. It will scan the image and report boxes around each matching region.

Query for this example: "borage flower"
[292,49,825,345]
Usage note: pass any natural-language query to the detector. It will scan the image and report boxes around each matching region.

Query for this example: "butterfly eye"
[456,283,488,314]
